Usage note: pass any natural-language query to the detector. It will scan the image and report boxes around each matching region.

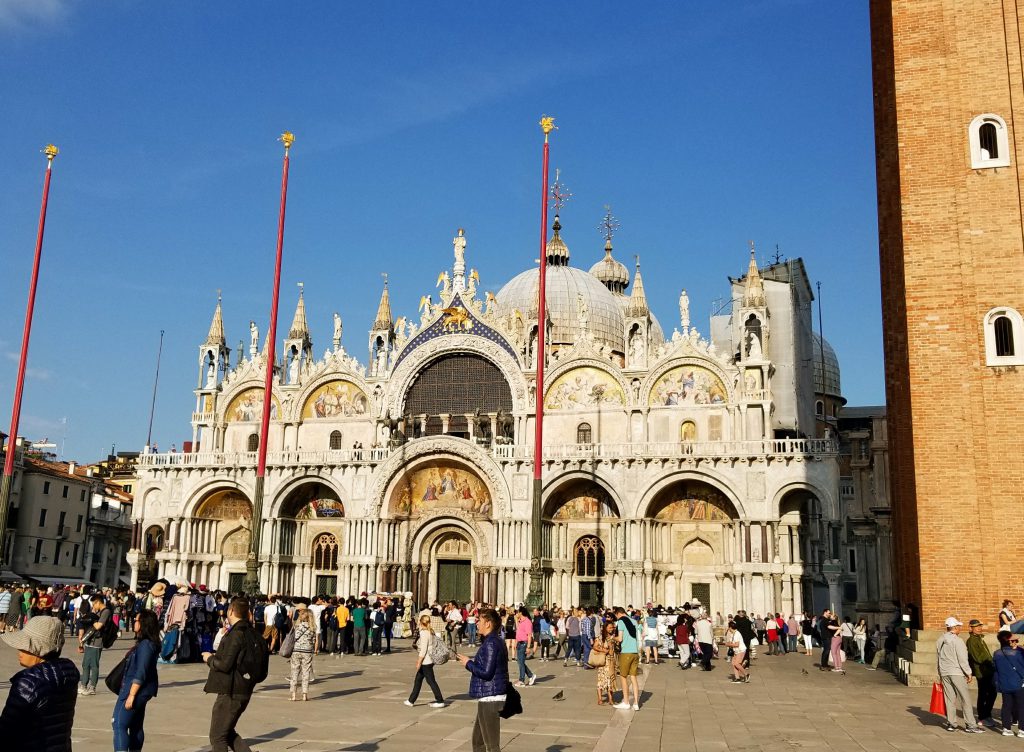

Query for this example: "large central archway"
[402,353,513,438]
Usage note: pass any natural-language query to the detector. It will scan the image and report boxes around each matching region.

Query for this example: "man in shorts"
[612,606,641,711]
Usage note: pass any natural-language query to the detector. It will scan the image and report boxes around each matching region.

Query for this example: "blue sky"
[0,1,880,460]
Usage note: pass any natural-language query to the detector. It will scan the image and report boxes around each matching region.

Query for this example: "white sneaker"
[527,675,536,686]
[631,703,640,711]
[77,685,85,695]
[613,702,631,710]
[429,702,445,708]
[403,700,414,707]
[1002,729,1014,736]
[1017,730,1024,738]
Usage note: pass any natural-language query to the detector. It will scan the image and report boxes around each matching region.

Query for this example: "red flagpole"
[244,131,294,596]
[0,145,59,563]
[528,117,554,607]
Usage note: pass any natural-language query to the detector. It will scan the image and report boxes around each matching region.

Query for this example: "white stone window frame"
[969,114,1011,169]
[983,306,1024,366]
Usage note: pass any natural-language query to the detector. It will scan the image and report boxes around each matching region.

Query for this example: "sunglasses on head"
[1011,639,1020,645]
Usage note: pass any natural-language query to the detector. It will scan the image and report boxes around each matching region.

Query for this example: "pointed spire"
[545,215,570,265]
[205,291,226,346]
[744,243,766,307]
[373,274,393,331]
[627,257,649,317]
[288,282,309,340]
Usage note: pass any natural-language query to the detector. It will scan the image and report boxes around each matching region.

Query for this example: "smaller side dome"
[589,239,630,295]
[811,333,842,398]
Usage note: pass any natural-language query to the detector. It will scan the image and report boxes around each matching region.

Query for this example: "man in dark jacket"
[733,610,756,668]
[456,608,509,752]
[0,615,79,752]
[201,597,268,752]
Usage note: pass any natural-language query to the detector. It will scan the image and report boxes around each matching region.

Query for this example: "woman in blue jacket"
[456,608,509,752]
[113,609,161,752]
[993,629,1024,736]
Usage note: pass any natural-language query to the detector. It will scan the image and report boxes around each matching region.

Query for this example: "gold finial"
[279,131,295,153]
[540,115,556,142]
[43,144,59,166]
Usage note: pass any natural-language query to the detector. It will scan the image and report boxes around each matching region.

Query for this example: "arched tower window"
[575,535,605,578]
[246,433,259,452]
[576,422,592,444]
[984,307,1024,366]
[329,430,343,450]
[744,314,763,358]
[815,400,825,418]
[312,533,339,570]
[970,114,1011,168]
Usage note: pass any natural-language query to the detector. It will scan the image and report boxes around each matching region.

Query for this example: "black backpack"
[236,627,269,687]
[100,611,119,648]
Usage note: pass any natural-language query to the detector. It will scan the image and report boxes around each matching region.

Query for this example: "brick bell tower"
[870,0,1024,633]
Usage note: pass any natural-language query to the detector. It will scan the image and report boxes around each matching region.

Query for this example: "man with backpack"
[202,597,269,752]
[78,593,115,696]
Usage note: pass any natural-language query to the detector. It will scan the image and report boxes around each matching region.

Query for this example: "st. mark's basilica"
[128,213,846,617]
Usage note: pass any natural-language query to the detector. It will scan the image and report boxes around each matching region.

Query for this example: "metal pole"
[527,118,554,608]
[145,330,165,451]
[0,145,59,566]
[243,132,294,598]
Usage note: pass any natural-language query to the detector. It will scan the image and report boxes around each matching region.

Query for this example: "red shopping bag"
[929,682,946,716]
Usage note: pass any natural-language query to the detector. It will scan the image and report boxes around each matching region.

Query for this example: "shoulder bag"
[105,648,133,694]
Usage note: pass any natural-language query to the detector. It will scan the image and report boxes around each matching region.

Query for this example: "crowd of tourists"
[5,576,1024,751]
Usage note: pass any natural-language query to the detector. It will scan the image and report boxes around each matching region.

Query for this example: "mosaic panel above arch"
[301,380,369,419]
[548,486,619,521]
[196,490,253,520]
[649,365,727,407]
[649,482,734,523]
[225,388,281,422]
[545,367,625,410]
[389,461,492,519]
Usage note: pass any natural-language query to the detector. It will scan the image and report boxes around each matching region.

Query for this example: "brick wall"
[870,0,1024,629]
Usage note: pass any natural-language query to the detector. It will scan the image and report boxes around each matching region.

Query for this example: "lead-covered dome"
[811,333,842,397]
[497,217,626,353]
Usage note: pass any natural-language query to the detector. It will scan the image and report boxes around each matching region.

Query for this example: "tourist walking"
[612,606,641,710]
[405,614,446,707]
[966,618,997,727]
[724,620,748,683]
[830,616,845,673]
[787,614,800,653]
[801,612,816,655]
[937,616,983,733]
[456,608,509,752]
[643,610,660,665]
[591,621,617,705]
[673,614,691,669]
[0,586,10,634]
[201,598,270,752]
[0,616,79,751]
[288,604,317,701]
[694,614,714,671]
[514,607,536,686]
[564,608,581,666]
[112,610,161,752]
[818,609,839,670]
[581,607,596,667]
[79,594,113,695]
[993,629,1024,736]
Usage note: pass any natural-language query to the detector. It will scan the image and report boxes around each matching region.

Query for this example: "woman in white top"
[405,614,446,708]
[724,621,748,683]
[853,618,868,664]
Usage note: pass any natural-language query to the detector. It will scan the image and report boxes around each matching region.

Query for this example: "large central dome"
[497,265,627,353]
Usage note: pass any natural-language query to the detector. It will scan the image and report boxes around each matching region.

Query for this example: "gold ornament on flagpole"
[43,144,59,164]
[279,131,295,153]
[539,115,556,142]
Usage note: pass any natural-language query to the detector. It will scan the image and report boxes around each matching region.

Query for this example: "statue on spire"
[249,321,259,357]
[452,228,467,292]
[679,289,690,330]
[453,228,466,266]
[333,312,342,352]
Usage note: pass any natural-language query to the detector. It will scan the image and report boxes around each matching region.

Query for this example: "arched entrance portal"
[188,488,253,592]
[411,524,477,605]
[433,530,473,604]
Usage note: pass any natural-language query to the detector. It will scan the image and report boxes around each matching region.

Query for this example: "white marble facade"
[128,222,842,615]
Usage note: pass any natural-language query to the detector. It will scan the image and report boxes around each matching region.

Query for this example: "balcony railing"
[138,438,836,469]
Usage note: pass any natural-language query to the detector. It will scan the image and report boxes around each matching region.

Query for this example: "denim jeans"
[113,695,149,751]
[581,634,593,664]
[82,645,102,688]
[466,622,478,645]
[567,636,581,663]
[515,641,534,681]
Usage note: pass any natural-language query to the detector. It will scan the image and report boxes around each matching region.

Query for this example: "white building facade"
[129,219,842,614]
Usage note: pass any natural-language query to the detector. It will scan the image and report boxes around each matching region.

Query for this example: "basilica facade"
[127,216,842,616]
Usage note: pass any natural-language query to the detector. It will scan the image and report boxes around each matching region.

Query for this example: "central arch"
[408,517,483,606]
[401,353,513,438]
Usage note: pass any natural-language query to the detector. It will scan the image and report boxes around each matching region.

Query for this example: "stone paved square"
[5,635,1022,752]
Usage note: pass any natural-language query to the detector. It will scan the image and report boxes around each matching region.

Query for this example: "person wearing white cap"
[937,616,983,733]
[0,615,80,750]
